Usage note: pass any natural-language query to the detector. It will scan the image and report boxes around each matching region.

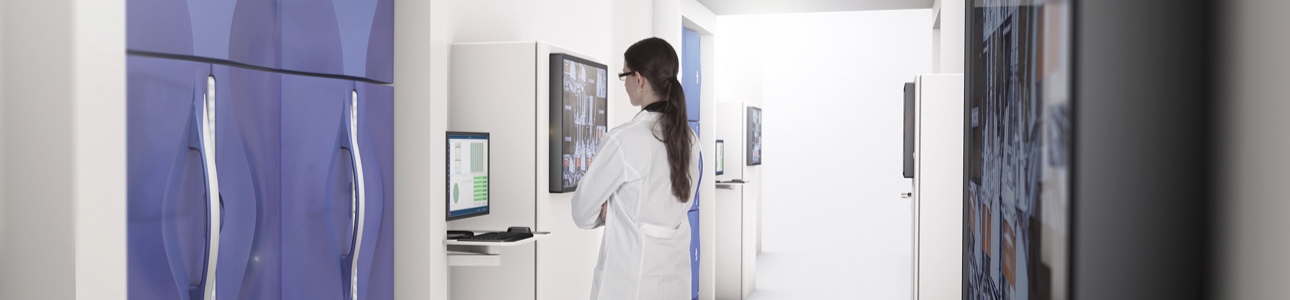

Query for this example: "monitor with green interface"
[447,131,489,221]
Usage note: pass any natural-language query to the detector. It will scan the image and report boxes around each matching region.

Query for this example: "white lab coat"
[572,110,700,300]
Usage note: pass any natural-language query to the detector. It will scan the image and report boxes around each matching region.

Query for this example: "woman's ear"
[637,75,649,94]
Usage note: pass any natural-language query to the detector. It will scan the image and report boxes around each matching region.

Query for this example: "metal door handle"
[347,90,368,300]
[202,75,220,300]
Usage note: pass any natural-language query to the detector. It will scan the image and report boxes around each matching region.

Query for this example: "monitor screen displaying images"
[715,140,725,175]
[549,53,608,193]
[746,106,762,166]
[964,1,1073,299]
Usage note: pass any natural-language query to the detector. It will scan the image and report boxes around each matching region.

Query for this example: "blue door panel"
[688,209,700,300]
[364,0,395,83]
[689,121,700,140]
[354,82,395,299]
[127,0,277,70]
[277,0,345,79]
[226,0,279,69]
[689,121,700,211]
[126,0,195,56]
[279,0,394,83]
[682,27,701,122]
[211,64,282,300]
[280,74,356,300]
[128,56,213,300]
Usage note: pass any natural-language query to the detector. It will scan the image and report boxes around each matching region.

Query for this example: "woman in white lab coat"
[571,37,701,300]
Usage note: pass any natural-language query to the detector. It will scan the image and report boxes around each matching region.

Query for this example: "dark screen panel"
[965,1,1073,299]
[549,53,609,193]
[904,82,915,178]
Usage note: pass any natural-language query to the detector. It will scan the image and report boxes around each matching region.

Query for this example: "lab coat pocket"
[637,222,691,298]
[639,222,683,239]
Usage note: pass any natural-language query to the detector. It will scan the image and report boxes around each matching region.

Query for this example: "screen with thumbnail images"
[965,1,1072,299]
[746,106,762,166]
[447,132,489,221]
[549,53,608,193]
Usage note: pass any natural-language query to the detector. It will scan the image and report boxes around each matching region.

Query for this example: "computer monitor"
[965,1,1072,299]
[549,53,608,193]
[446,131,490,221]
[903,82,914,179]
[746,106,762,166]
[715,140,725,175]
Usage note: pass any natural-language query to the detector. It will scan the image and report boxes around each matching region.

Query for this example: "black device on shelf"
[454,227,534,242]
[446,230,474,239]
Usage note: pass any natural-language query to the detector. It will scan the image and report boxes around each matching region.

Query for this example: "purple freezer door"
[280,74,362,300]
[688,209,700,300]
[211,64,282,300]
[689,121,701,211]
[682,27,701,122]
[127,0,195,56]
[278,0,394,83]
[355,82,395,299]
[127,0,277,70]
[128,56,213,300]
[689,149,702,299]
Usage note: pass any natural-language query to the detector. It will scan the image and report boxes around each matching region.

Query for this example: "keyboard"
[455,231,533,242]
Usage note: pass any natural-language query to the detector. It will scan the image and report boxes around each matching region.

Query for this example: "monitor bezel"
[446,131,490,221]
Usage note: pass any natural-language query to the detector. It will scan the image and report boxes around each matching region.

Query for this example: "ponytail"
[625,37,693,203]
[659,76,693,202]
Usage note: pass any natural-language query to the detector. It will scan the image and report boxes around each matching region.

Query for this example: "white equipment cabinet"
[911,74,964,300]
[714,102,758,300]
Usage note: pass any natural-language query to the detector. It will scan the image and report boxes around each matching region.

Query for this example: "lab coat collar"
[632,110,661,122]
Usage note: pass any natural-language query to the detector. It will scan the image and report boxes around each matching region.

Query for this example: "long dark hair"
[624,37,692,203]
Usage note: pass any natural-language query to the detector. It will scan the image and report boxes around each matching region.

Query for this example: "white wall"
[0,0,126,299]
[717,9,932,299]
[936,0,963,73]
[393,0,448,299]
[1218,0,1290,298]
[72,0,127,297]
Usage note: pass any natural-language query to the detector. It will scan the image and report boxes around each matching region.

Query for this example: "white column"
[1,0,126,298]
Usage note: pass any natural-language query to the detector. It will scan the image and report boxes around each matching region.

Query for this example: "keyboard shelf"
[447,231,549,267]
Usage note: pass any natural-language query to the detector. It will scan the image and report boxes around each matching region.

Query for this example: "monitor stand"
[447,230,474,239]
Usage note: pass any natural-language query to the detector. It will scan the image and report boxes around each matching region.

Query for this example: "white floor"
[746,187,913,299]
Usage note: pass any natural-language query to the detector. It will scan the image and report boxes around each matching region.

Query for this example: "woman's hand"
[599,202,608,224]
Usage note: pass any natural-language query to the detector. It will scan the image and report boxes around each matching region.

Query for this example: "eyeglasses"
[618,71,636,81]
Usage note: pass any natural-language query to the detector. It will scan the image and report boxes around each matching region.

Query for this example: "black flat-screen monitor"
[549,53,608,193]
[903,82,915,179]
[446,131,489,221]
[746,106,762,166]
[964,1,1073,299]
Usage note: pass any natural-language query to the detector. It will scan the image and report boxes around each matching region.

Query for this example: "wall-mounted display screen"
[903,82,915,179]
[715,140,725,175]
[965,1,1073,299]
[549,53,608,193]
[746,106,762,166]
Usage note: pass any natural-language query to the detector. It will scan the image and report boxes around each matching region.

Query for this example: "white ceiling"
[696,0,935,15]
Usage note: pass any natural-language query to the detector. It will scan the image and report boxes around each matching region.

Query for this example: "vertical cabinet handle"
[202,75,220,300]
[347,90,367,300]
